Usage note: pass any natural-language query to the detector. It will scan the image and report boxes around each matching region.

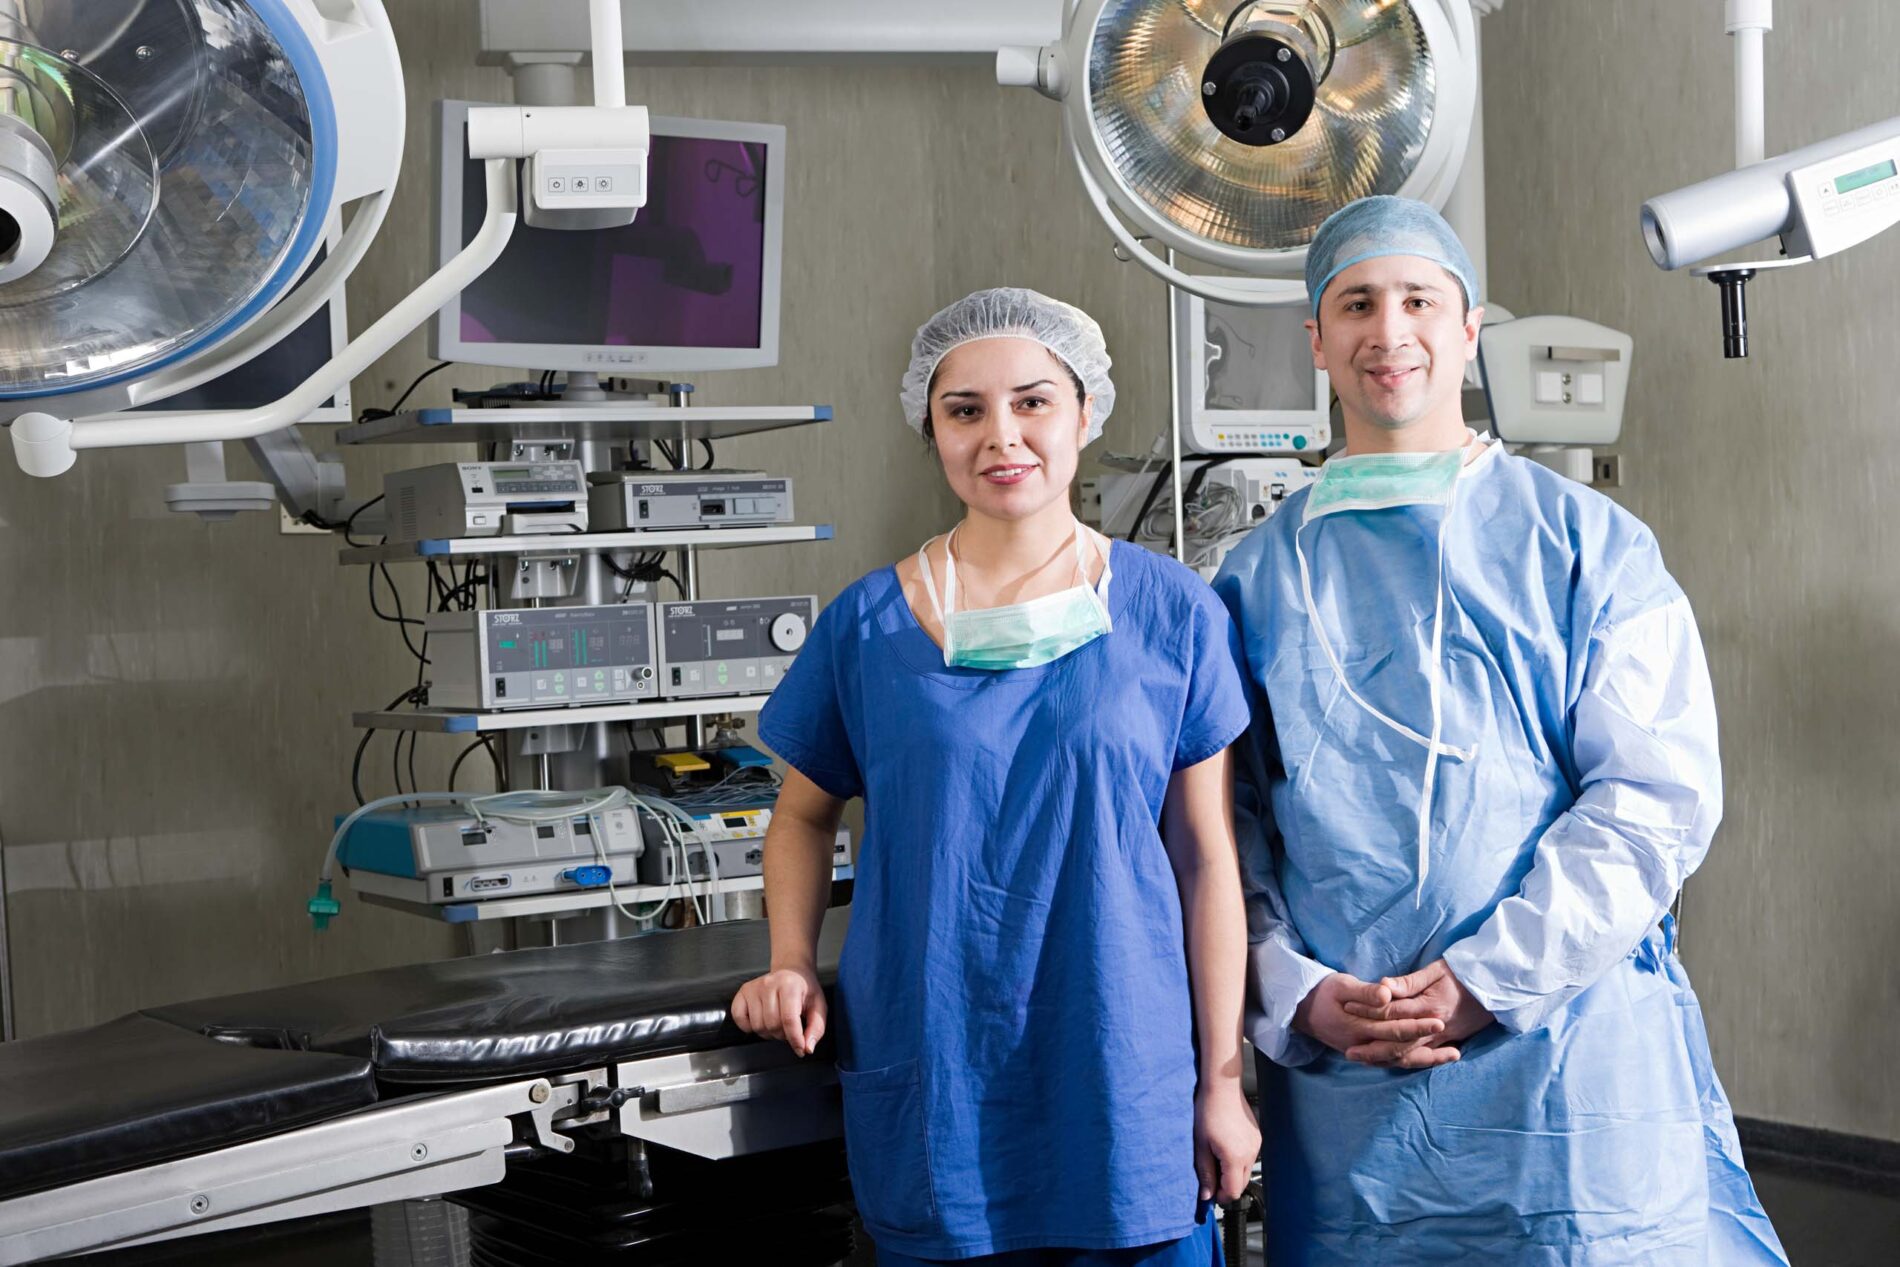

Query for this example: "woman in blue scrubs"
[731,289,1260,1265]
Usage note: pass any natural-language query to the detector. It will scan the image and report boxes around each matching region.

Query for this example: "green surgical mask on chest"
[918,524,1114,671]
[1302,445,1466,523]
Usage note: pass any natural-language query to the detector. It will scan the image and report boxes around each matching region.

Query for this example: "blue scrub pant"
[875,1217,1222,1266]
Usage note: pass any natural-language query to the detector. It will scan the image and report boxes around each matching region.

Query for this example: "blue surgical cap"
[1304,195,1479,316]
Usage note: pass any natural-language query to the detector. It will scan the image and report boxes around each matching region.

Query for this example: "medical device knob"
[770,612,809,652]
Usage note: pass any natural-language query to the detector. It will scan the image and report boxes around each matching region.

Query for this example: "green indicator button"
[498,640,516,649]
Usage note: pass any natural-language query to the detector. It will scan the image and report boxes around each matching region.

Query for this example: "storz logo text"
[491,613,523,626]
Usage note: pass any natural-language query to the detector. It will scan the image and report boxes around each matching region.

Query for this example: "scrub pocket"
[838,1058,938,1236]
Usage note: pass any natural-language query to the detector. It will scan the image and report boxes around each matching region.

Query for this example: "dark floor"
[73,1156,1900,1265]
[1752,1166,1900,1267]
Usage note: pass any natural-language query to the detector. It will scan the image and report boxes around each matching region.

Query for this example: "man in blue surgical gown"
[1212,196,1789,1265]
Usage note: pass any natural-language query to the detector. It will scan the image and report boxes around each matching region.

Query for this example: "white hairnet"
[899,287,1115,443]
[1305,195,1480,316]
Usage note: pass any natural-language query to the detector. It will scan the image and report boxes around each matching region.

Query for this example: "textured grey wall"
[1483,0,1900,1141]
[0,4,1173,1036]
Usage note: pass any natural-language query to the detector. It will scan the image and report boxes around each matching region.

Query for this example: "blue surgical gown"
[1212,443,1789,1265]
[758,542,1250,1261]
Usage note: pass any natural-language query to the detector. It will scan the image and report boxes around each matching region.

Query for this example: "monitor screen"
[433,103,784,374]
[1202,301,1319,412]
[458,136,767,349]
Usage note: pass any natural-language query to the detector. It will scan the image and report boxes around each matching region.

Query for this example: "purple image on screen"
[458,134,766,349]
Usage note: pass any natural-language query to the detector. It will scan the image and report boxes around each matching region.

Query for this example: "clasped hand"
[1295,959,1494,1069]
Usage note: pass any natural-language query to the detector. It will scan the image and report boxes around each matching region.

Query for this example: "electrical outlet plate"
[1077,478,1104,521]
[279,506,329,536]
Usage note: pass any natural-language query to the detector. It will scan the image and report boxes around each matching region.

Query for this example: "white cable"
[593,810,667,925]
[323,785,740,926]
[320,792,471,886]
[466,786,630,827]
[647,793,727,923]
[1100,431,1171,535]
[633,793,716,923]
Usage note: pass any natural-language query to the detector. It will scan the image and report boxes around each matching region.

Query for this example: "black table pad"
[0,914,844,1202]
[145,911,848,1084]
[0,1014,376,1202]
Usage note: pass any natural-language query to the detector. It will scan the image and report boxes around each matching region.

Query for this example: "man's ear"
[1306,316,1327,372]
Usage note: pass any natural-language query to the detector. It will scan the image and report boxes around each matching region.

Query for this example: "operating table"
[0,912,852,1264]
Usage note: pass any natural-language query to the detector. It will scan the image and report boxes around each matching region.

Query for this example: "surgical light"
[1641,0,1900,357]
[1641,113,1900,357]
[0,0,404,421]
[998,0,1480,305]
[4,0,649,478]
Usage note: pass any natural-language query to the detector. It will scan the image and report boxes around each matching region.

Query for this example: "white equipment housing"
[1477,316,1633,448]
[1173,281,1330,456]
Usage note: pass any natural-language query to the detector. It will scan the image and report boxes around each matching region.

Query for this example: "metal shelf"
[355,694,767,735]
[337,405,832,447]
[353,867,854,923]
[339,523,833,566]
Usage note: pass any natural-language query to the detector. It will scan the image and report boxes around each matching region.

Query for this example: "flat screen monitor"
[1173,281,1332,457]
[131,232,351,422]
[431,99,784,375]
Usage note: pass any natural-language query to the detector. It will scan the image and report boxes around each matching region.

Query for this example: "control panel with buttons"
[656,595,816,700]
[530,150,648,213]
[589,469,795,530]
[1786,138,1900,261]
[425,603,660,711]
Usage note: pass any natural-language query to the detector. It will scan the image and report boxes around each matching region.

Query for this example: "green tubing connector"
[307,881,340,931]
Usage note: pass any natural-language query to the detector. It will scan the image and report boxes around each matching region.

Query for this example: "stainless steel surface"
[674,387,706,749]
[0,1078,547,1263]
[336,407,830,447]
[615,1044,844,1160]
[1167,247,1185,562]
[652,1060,839,1113]
[339,524,830,566]
[352,694,767,734]
[354,870,776,922]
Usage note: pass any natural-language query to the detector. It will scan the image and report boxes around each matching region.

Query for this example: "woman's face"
[928,338,1090,523]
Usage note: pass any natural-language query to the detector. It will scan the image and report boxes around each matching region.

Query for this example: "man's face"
[1306,255,1483,434]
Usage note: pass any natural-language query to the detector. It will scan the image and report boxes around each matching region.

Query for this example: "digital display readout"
[492,624,636,673]
[1835,159,1898,195]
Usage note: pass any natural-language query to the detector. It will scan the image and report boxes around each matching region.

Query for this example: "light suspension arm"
[1728,0,1772,169]
[11,160,518,476]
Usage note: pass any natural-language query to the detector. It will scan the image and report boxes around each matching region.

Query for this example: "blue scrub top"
[759,541,1250,1260]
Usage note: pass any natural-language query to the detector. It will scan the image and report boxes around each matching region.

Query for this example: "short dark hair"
[920,359,1088,448]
